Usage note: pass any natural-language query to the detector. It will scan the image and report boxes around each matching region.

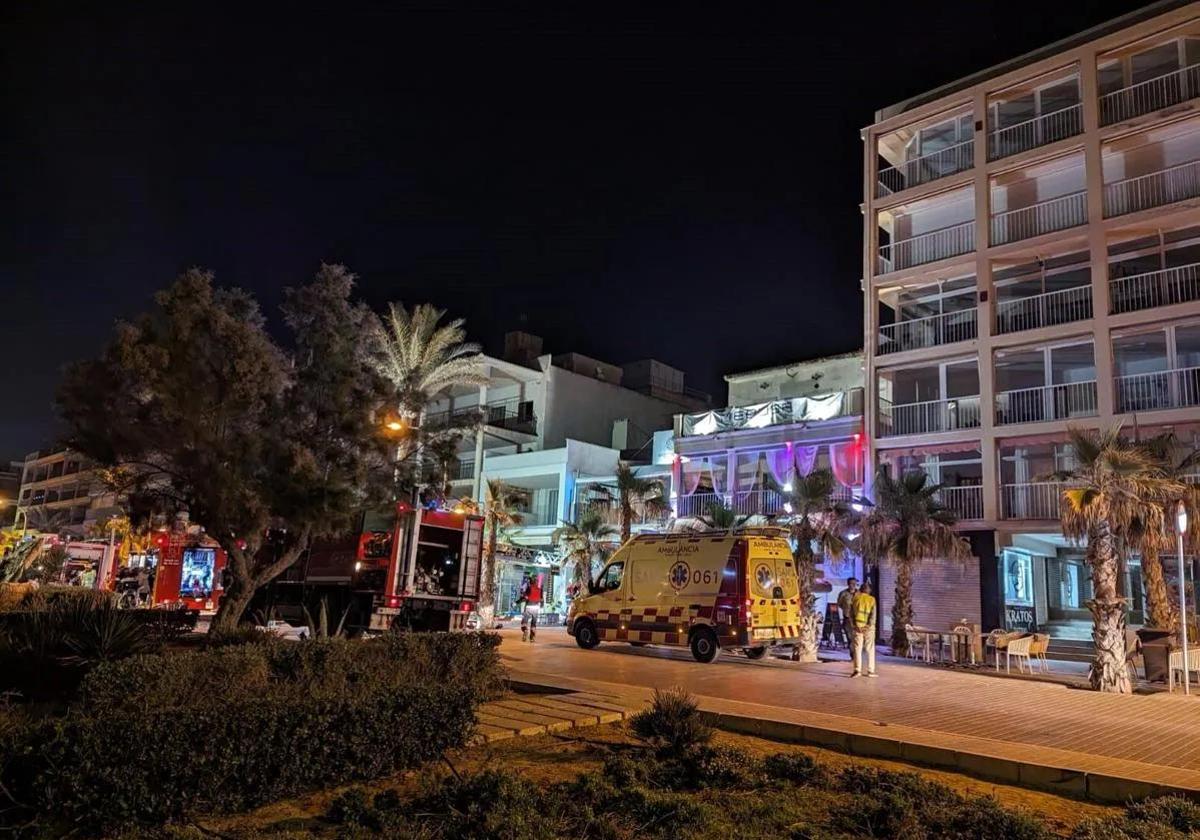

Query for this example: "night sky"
[1,1,1142,456]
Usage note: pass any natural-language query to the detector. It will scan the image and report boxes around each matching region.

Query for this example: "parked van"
[566,528,803,663]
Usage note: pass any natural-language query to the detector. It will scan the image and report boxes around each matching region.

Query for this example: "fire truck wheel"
[690,627,720,663]
[574,619,601,649]
[744,647,768,660]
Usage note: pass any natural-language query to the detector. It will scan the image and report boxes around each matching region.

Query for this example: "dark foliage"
[629,686,713,759]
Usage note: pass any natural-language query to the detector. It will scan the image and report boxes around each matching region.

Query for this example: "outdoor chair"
[1125,629,1143,684]
[1029,633,1050,673]
[951,624,975,665]
[1168,649,1200,692]
[985,629,1022,671]
[1005,634,1035,674]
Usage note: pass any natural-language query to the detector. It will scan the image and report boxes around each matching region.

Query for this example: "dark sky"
[1,1,1142,455]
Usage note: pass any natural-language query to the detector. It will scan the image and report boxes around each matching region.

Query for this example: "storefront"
[494,545,565,623]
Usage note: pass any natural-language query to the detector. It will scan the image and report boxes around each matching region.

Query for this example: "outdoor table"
[948,628,976,665]
[908,626,940,663]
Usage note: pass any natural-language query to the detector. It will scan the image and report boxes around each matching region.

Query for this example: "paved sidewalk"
[499,627,1200,800]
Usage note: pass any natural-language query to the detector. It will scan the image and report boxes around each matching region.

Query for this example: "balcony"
[877,139,974,199]
[878,395,982,438]
[426,398,537,435]
[878,221,975,274]
[1100,63,1200,127]
[877,308,977,355]
[678,388,862,437]
[1110,262,1200,313]
[988,104,1083,161]
[937,485,983,520]
[1001,481,1066,520]
[448,458,475,482]
[994,381,1098,425]
[994,285,1093,335]
[1104,159,1200,218]
[1114,366,1200,413]
[573,499,667,528]
[990,191,1087,245]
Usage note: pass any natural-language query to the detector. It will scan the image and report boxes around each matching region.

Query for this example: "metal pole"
[1178,524,1190,696]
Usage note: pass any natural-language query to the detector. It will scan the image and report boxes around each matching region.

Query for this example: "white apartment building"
[15,448,118,534]
[863,0,1200,639]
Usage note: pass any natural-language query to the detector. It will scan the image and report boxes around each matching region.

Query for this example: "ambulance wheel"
[690,627,720,663]
[744,647,768,660]
[574,619,600,650]
[630,642,648,647]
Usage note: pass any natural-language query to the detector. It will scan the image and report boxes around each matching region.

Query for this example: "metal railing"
[1103,158,1200,218]
[448,459,475,481]
[675,492,723,519]
[878,395,982,437]
[731,489,786,516]
[877,308,977,354]
[1114,366,1200,414]
[1110,262,1200,313]
[988,103,1083,161]
[990,190,1087,245]
[573,499,666,527]
[937,485,983,520]
[678,388,863,437]
[994,285,1093,334]
[1001,482,1066,520]
[1100,62,1200,126]
[877,138,975,198]
[878,220,975,274]
[425,398,537,434]
[994,380,1098,425]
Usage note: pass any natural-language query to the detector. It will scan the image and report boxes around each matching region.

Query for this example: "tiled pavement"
[498,627,1200,799]
[475,690,632,742]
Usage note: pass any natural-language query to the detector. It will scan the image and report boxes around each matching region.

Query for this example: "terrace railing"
[1114,366,1200,414]
[876,138,975,198]
[1100,63,1200,126]
[988,104,1083,161]
[1103,159,1200,218]
[878,395,982,437]
[878,220,975,274]
[1109,262,1200,314]
[994,380,1098,425]
[990,190,1087,245]
[994,285,1093,335]
[877,308,977,354]
[1001,481,1066,520]
[938,485,984,520]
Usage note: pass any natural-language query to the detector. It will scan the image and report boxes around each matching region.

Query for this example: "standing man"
[850,580,877,678]
[520,573,544,643]
[836,577,858,650]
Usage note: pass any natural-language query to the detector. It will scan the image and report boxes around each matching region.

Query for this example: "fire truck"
[255,502,485,633]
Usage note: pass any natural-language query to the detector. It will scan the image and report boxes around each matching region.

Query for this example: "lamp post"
[1176,500,1190,696]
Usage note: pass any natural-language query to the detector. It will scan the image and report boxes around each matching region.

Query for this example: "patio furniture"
[905,624,941,662]
[1029,633,1051,673]
[985,629,1024,671]
[1168,649,1200,692]
[1006,634,1035,674]
[950,624,976,665]
[1125,628,1143,683]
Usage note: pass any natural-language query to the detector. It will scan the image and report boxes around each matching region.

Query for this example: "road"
[498,626,1200,787]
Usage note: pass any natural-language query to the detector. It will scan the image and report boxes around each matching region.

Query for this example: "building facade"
[862,0,1200,639]
[15,449,118,535]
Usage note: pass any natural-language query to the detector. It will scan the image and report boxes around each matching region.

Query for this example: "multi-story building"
[0,460,22,526]
[862,0,1200,639]
[15,448,118,534]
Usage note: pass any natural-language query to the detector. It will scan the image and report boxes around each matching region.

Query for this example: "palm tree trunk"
[1087,522,1132,694]
[478,516,499,627]
[890,558,914,655]
[1141,541,1176,631]
[620,495,632,546]
[793,541,818,663]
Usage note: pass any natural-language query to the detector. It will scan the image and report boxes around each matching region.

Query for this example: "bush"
[18,585,114,611]
[682,744,762,788]
[1072,796,1200,839]
[629,687,712,759]
[1127,797,1200,833]
[763,751,826,786]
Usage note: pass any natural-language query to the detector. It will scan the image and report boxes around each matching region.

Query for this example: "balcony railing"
[877,138,975,198]
[938,485,984,520]
[988,104,1083,161]
[1103,159,1200,218]
[877,220,975,274]
[678,388,863,437]
[425,398,537,435]
[994,380,1098,425]
[1114,366,1200,414]
[731,489,786,516]
[879,395,982,437]
[1110,262,1200,313]
[877,308,977,355]
[1100,63,1200,126]
[994,285,1093,335]
[573,499,666,528]
[448,458,475,482]
[990,191,1087,245]
[674,487,856,519]
[1001,481,1066,520]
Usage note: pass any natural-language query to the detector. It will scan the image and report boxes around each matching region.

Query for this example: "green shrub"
[763,751,826,786]
[19,585,114,611]
[1127,797,1200,833]
[629,687,712,759]
[682,744,762,788]
[205,625,272,648]
[1072,818,1187,839]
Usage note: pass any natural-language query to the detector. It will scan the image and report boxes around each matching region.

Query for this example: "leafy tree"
[553,510,618,591]
[860,466,970,656]
[781,468,853,662]
[1055,426,1183,693]
[615,461,669,544]
[58,265,393,633]
[479,479,530,623]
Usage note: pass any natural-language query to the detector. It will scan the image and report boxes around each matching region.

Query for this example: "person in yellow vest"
[850,580,877,678]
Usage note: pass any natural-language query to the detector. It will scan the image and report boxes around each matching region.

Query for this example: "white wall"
[725,353,864,407]
[542,366,679,451]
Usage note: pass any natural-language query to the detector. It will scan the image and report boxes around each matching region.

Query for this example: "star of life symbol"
[668,561,691,591]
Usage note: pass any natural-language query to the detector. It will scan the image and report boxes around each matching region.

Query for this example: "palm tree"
[1056,426,1184,693]
[370,302,488,481]
[860,466,970,657]
[781,468,853,662]
[703,500,750,530]
[479,479,529,624]
[615,461,668,544]
[553,509,619,592]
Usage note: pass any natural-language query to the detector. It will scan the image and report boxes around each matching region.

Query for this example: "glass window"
[1187,38,1200,68]
[945,362,980,398]
[994,94,1035,130]
[1131,42,1180,84]
[996,349,1047,391]
[1039,77,1080,113]
[1175,324,1200,368]
[1114,331,1169,376]
[1098,60,1125,95]
[597,562,625,592]
[1050,343,1095,383]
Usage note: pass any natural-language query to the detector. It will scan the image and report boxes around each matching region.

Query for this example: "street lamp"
[1176,500,1190,696]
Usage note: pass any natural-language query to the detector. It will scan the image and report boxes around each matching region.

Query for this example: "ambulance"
[566,528,803,663]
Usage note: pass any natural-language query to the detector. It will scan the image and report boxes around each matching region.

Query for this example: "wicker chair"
[1028,633,1051,673]
[1006,635,1035,674]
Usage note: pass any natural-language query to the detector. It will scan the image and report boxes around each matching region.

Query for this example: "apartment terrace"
[993,250,1093,335]
[875,109,974,198]
[876,275,977,355]
[1108,223,1200,313]
[1103,116,1200,218]
[1113,320,1200,414]
[676,388,863,438]
[876,359,981,438]
[876,186,975,274]
[990,152,1087,246]
[1099,27,1200,126]
[987,67,1083,161]
[993,340,1098,426]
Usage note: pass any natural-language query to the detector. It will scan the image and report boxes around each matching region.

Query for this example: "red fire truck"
[258,502,484,633]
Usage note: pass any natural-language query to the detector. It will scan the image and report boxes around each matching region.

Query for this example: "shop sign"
[1005,604,1035,630]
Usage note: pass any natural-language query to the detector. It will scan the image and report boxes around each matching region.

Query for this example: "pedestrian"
[850,580,877,678]
[836,577,858,650]
[520,573,543,643]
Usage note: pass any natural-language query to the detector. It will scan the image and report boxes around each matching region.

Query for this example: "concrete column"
[862,126,879,501]
[972,87,1000,524]
[471,383,488,501]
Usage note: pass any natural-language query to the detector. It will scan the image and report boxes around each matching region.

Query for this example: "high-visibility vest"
[851,592,876,627]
